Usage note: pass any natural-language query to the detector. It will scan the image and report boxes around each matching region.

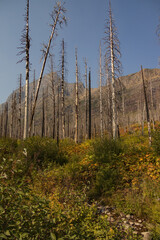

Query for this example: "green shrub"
[18,137,67,169]
[152,130,160,155]
[92,137,123,164]
[0,138,17,158]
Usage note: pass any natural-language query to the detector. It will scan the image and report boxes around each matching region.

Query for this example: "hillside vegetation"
[1,124,160,239]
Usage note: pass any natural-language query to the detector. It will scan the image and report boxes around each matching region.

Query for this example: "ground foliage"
[0,125,160,239]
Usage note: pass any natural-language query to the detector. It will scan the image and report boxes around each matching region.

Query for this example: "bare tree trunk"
[61,39,65,139]
[10,94,14,138]
[18,74,22,139]
[29,3,66,135]
[109,6,116,139]
[23,0,30,139]
[68,110,70,138]
[41,89,45,137]
[13,93,17,138]
[32,70,36,136]
[150,78,155,130]
[4,102,8,138]
[50,57,56,139]
[88,69,91,139]
[0,111,3,138]
[141,66,151,145]
[57,86,60,145]
[99,42,103,138]
[75,48,79,143]
[45,86,48,137]
[85,59,88,139]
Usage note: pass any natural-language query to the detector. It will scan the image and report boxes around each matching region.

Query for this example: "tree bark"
[141,66,152,145]
[75,48,79,143]
[88,69,91,139]
[23,0,30,139]
[99,42,103,138]
[61,39,65,139]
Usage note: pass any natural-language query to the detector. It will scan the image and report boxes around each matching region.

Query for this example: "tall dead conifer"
[104,0,122,139]
[99,42,103,137]
[61,39,65,138]
[75,48,79,143]
[85,59,88,139]
[141,66,152,145]
[29,1,67,135]
[88,69,91,139]
[17,0,30,139]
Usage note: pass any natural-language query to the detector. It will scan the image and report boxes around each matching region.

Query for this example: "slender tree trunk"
[57,86,60,145]
[141,66,151,145]
[23,0,30,139]
[109,6,116,139]
[61,39,65,139]
[29,7,63,135]
[32,70,36,136]
[45,86,48,137]
[88,69,91,139]
[10,94,14,138]
[41,89,45,137]
[67,110,70,138]
[75,48,79,143]
[4,102,8,138]
[150,79,155,130]
[99,42,103,138]
[50,57,56,139]
[85,59,88,139]
[18,74,22,139]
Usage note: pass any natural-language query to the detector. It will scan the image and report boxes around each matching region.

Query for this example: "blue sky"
[0,0,159,103]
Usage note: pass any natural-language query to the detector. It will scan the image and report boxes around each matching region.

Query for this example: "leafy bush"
[0,138,17,158]
[0,184,54,239]
[18,137,67,168]
[92,137,123,164]
[152,130,160,155]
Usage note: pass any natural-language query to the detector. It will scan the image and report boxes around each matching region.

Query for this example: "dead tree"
[4,102,8,138]
[45,86,49,137]
[18,74,22,139]
[17,0,30,139]
[50,56,56,139]
[61,39,65,139]
[141,66,152,145]
[99,42,103,138]
[75,48,79,143]
[150,79,155,130]
[85,59,88,139]
[104,0,122,139]
[32,70,36,136]
[41,89,45,137]
[88,69,91,139]
[57,86,60,145]
[29,1,67,135]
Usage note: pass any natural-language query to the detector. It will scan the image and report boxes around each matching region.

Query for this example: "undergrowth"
[0,125,160,239]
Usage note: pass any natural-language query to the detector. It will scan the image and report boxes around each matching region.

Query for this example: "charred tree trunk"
[23,0,30,139]
[50,57,56,139]
[141,66,152,145]
[18,74,22,139]
[85,59,88,139]
[29,2,66,135]
[88,69,91,139]
[57,86,60,145]
[61,39,65,139]
[41,89,45,137]
[75,48,79,143]
[99,42,103,138]
[4,102,8,138]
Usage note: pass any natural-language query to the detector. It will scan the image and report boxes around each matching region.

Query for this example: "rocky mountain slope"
[0,68,160,137]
